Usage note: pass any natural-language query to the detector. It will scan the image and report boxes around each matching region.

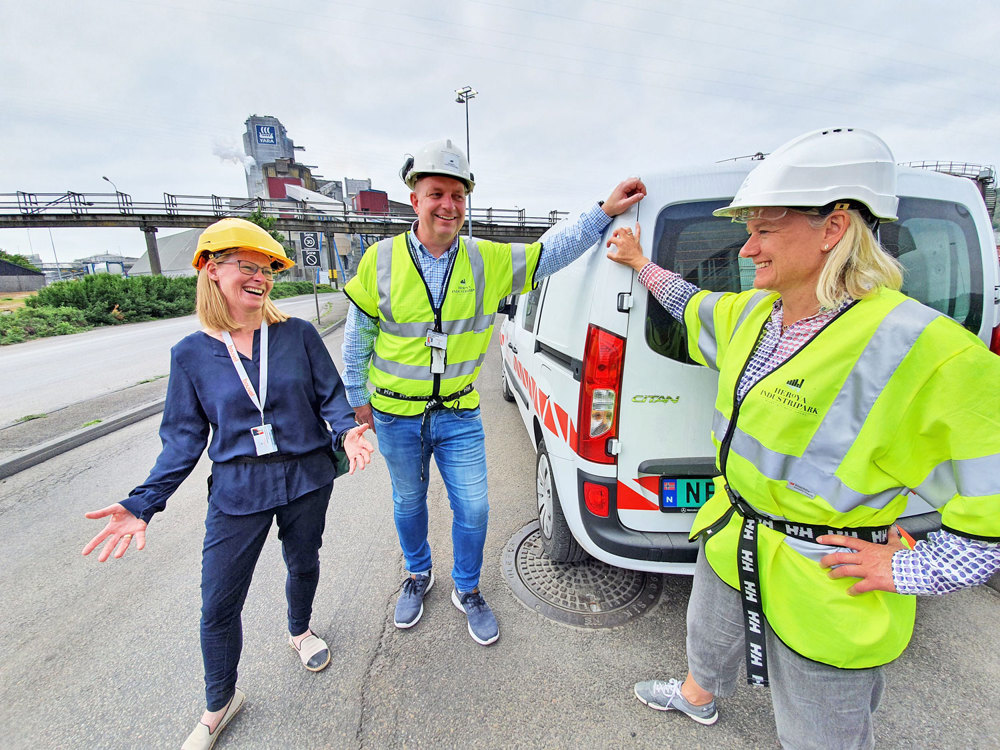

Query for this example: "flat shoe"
[182,687,245,750]
[289,632,331,672]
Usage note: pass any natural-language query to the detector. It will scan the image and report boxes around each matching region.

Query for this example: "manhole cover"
[502,521,662,629]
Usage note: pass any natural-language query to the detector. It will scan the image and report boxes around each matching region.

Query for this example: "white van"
[499,162,1000,574]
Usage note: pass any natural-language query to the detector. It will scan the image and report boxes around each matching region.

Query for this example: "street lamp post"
[102,175,124,213]
[455,86,477,238]
[47,227,64,281]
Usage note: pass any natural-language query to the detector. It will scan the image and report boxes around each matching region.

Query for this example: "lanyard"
[722,482,891,687]
[221,322,268,424]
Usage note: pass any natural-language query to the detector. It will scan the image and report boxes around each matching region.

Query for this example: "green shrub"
[28,275,199,325]
[270,281,334,298]
[0,306,91,345]
[11,275,335,343]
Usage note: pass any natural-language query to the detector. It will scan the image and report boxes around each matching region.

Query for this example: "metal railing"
[0,190,568,229]
[902,162,997,217]
[902,161,995,183]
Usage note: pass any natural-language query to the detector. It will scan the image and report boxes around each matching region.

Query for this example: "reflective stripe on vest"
[915,454,1000,508]
[691,290,773,370]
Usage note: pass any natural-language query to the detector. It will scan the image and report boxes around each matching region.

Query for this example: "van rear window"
[881,197,983,333]
[647,198,984,363]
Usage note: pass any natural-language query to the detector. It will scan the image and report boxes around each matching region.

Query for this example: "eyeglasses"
[215,259,275,279]
[728,207,791,224]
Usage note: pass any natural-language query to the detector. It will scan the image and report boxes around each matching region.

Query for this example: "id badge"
[251,423,278,456]
[425,329,448,349]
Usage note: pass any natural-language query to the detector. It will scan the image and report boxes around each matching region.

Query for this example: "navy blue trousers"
[200,482,332,710]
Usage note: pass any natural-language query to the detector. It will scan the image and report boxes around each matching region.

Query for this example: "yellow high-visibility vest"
[344,232,541,416]
[685,286,1000,668]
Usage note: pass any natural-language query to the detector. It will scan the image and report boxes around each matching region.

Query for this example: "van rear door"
[614,176,753,535]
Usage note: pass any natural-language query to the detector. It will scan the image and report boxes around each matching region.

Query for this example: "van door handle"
[509,343,518,354]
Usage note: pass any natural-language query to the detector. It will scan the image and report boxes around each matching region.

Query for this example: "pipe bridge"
[0,191,567,244]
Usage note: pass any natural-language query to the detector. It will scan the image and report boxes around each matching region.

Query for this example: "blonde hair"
[195,251,289,331]
[812,210,903,308]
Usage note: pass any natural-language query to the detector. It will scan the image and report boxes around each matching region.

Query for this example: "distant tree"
[0,250,41,272]
[246,209,296,264]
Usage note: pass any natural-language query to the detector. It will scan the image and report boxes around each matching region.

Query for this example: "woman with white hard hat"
[82,217,375,750]
[607,128,1000,749]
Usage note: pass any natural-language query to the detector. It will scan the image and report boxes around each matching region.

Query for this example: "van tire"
[500,359,516,402]
[536,440,587,563]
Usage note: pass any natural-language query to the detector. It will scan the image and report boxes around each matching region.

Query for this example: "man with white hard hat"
[343,138,645,645]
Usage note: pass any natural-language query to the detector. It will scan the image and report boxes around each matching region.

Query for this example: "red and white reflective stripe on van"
[576,324,626,464]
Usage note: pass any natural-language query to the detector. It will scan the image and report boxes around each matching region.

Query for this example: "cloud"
[1,0,997,260]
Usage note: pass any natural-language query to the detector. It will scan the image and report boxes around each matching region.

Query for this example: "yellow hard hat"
[192,217,295,271]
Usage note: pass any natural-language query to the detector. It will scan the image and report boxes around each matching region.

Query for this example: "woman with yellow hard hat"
[82,217,374,749]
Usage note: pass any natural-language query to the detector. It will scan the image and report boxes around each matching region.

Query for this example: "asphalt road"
[0,294,336,426]
[0,327,998,749]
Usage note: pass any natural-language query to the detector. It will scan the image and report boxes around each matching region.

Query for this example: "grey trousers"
[686,544,885,750]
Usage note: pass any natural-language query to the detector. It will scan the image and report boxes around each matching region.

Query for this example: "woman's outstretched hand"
[82,504,148,562]
[344,423,375,475]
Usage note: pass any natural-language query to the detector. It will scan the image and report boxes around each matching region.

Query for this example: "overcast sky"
[2,0,998,262]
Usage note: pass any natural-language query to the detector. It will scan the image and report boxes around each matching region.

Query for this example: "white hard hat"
[400,138,475,193]
[714,127,898,225]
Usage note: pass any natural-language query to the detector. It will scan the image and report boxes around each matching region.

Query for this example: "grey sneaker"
[394,571,434,628]
[634,678,718,725]
[451,588,499,646]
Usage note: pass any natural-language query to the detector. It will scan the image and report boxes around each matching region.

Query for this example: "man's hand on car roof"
[602,177,647,217]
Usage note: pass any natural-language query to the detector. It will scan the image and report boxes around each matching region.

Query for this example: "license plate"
[659,477,715,512]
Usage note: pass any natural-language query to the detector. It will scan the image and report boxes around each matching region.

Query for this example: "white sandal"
[289,631,331,672]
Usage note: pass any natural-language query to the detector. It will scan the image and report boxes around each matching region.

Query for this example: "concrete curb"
[0,401,166,480]
[0,317,347,481]
[318,316,347,339]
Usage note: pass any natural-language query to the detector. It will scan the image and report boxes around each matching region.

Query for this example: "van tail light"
[583,482,610,517]
[991,324,1000,356]
[576,324,625,464]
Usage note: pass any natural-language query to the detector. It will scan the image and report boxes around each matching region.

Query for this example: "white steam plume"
[213,139,256,173]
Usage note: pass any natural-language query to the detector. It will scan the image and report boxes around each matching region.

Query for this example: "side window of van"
[647,201,748,364]
[522,285,542,332]
[880,197,983,333]
[647,197,985,365]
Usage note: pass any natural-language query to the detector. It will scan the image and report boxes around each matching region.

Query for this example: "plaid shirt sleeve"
[535,204,612,279]
[892,530,1000,595]
[637,261,700,320]
[341,303,378,408]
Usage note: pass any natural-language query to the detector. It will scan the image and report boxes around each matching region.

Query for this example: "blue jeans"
[373,407,489,593]
[200,482,332,711]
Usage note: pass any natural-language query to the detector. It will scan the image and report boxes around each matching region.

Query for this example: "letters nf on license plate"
[659,477,715,512]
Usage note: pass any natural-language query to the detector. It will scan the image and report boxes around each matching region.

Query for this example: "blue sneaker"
[394,571,434,629]
[633,678,718,725]
[451,588,499,646]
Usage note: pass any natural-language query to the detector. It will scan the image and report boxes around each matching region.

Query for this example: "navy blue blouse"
[121,317,357,523]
